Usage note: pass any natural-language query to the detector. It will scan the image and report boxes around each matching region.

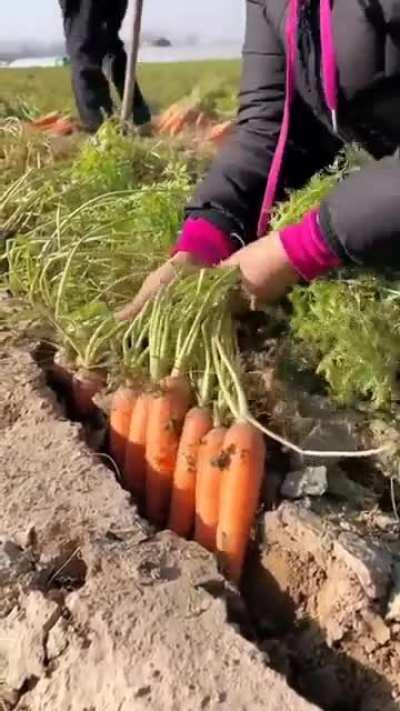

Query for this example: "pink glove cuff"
[279,209,341,281]
[173,217,235,266]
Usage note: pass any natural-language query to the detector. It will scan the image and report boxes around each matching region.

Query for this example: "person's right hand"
[115,251,205,321]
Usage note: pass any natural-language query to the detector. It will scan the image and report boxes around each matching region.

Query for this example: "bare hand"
[116,231,299,321]
[221,231,299,304]
[116,252,204,321]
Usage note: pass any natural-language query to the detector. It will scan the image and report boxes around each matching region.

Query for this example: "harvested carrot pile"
[156,103,232,145]
[155,85,235,145]
[103,267,267,582]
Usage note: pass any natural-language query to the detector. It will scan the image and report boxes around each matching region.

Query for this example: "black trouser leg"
[60,0,112,131]
[105,0,151,125]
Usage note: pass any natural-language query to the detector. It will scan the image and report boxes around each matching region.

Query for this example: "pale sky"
[0,0,245,43]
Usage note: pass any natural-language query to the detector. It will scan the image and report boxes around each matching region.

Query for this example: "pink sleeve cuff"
[279,209,341,281]
[172,217,235,266]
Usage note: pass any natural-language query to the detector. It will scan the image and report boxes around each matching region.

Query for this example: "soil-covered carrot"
[124,392,150,498]
[109,387,136,471]
[168,407,213,537]
[216,423,266,585]
[72,369,105,419]
[194,426,227,552]
[145,376,191,525]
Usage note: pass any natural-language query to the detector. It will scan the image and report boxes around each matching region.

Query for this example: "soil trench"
[1,344,399,710]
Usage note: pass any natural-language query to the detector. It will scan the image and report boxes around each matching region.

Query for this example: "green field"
[0,60,240,117]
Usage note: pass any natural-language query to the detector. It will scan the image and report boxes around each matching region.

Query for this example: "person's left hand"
[221,231,299,304]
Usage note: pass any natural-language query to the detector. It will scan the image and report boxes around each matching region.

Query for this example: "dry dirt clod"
[46,618,70,662]
[0,591,61,691]
[361,610,391,648]
[281,466,328,499]
[333,532,392,600]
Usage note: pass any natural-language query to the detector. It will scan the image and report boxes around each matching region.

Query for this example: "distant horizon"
[0,36,242,50]
[0,37,243,64]
[0,1,245,45]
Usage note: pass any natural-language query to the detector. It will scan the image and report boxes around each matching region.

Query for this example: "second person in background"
[59,0,151,132]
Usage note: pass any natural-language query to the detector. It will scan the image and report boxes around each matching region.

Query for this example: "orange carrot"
[157,103,180,130]
[168,407,213,537]
[167,114,185,136]
[124,392,150,498]
[72,369,104,419]
[216,423,266,584]
[169,108,198,136]
[161,374,192,418]
[206,121,233,145]
[158,107,182,134]
[145,376,191,526]
[50,117,77,136]
[109,387,136,472]
[194,426,227,552]
[31,112,60,128]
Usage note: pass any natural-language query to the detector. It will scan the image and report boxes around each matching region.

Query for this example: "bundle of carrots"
[156,101,233,146]
[156,102,211,136]
[108,269,266,585]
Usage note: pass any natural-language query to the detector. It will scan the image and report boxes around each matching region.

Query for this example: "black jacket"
[187,0,400,268]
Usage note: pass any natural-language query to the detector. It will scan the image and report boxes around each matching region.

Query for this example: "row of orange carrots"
[109,377,266,585]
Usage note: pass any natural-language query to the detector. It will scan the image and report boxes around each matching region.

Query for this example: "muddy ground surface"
[0,346,319,711]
